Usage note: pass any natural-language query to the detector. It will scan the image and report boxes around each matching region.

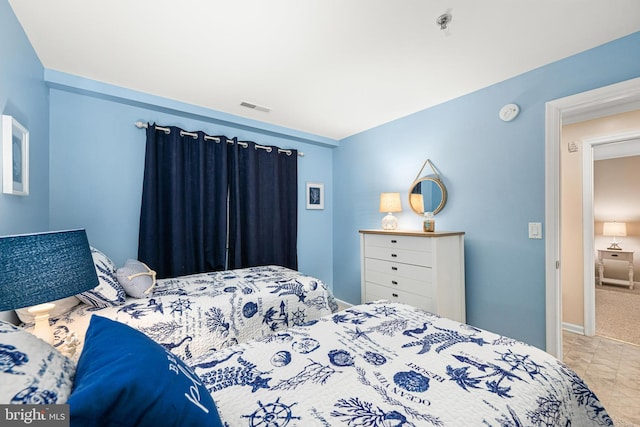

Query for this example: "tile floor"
[563,331,640,425]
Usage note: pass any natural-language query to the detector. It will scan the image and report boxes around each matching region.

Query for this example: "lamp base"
[27,303,56,344]
[381,213,398,230]
[607,242,622,250]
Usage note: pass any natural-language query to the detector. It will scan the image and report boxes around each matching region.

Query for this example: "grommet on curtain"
[179,130,198,139]
[204,135,221,143]
[135,121,301,155]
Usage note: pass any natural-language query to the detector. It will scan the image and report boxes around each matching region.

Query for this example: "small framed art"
[2,115,29,196]
[306,182,324,210]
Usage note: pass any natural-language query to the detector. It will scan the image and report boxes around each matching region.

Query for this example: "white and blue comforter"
[43,265,338,362]
[192,301,611,426]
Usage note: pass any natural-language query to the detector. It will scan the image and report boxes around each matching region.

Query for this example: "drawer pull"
[391,254,398,258]
[391,266,398,271]
[391,239,397,243]
[611,254,619,257]
[392,293,399,298]
[392,280,398,285]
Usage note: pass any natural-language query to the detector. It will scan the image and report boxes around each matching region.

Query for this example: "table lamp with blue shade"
[0,229,98,344]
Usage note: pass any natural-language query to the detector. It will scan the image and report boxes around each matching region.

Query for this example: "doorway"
[582,135,640,338]
[545,77,640,359]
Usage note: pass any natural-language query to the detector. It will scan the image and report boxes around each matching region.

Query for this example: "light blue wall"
[333,31,640,349]
[0,0,49,235]
[47,82,336,289]
[4,0,640,347]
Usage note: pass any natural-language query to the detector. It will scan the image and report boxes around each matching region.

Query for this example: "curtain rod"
[134,121,304,157]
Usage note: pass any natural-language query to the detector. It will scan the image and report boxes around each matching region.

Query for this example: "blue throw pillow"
[68,316,222,427]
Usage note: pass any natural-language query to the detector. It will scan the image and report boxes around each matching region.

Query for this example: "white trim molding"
[545,77,640,359]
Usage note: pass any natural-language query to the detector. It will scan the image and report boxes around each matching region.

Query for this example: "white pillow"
[76,247,126,308]
[0,320,75,404]
[15,296,82,324]
[116,259,157,298]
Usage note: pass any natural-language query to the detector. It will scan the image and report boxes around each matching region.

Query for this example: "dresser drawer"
[365,245,432,267]
[600,251,633,262]
[364,282,436,313]
[364,234,433,252]
[364,258,434,295]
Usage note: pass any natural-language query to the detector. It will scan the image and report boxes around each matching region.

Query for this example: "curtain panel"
[228,139,298,270]
[138,125,297,279]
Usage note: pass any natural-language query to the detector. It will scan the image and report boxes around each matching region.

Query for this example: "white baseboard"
[562,322,585,335]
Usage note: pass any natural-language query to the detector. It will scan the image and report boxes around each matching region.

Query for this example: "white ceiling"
[9,1,640,140]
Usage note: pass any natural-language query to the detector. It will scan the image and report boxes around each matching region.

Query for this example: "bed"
[23,263,339,363]
[2,301,611,426]
[190,301,611,426]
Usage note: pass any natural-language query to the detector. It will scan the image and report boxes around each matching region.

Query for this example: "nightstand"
[597,249,634,290]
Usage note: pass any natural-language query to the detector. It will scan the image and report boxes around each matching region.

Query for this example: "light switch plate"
[528,222,542,239]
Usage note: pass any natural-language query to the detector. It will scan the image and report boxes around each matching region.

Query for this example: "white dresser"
[359,229,465,322]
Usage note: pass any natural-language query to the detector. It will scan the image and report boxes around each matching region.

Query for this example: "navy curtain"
[228,140,298,270]
[138,125,229,279]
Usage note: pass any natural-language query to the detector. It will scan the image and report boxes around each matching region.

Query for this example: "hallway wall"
[561,110,640,328]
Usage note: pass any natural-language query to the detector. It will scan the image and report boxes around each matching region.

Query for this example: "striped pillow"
[76,247,126,308]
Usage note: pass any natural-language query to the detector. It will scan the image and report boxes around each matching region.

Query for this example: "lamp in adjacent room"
[379,192,402,230]
[602,221,627,250]
[0,229,98,344]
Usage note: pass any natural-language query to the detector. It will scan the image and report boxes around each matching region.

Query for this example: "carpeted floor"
[612,417,639,427]
[596,286,640,346]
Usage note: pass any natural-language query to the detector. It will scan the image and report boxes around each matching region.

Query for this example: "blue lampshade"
[0,229,98,311]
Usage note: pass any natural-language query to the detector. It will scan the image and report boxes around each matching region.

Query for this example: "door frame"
[582,133,640,338]
[545,77,640,359]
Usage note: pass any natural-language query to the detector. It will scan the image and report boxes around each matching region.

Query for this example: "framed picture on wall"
[306,182,324,210]
[2,115,29,196]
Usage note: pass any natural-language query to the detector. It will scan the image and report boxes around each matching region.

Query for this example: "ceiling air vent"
[240,101,271,113]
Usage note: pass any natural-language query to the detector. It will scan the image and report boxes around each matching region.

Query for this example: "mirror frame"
[408,177,448,215]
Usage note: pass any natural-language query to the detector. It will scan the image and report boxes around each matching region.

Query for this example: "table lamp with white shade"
[602,221,627,250]
[379,192,402,230]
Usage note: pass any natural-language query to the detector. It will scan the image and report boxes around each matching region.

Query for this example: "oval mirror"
[408,177,447,215]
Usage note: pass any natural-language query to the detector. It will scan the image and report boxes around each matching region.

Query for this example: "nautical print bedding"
[26,265,338,363]
[192,301,612,426]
